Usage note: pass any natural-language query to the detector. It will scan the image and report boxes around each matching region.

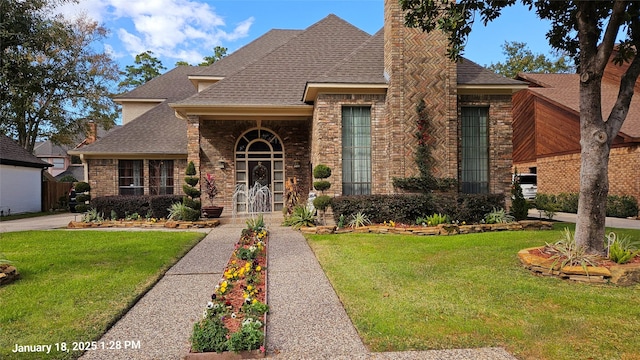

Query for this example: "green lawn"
[307,224,640,360]
[0,230,205,360]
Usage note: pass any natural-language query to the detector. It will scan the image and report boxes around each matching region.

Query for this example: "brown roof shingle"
[1,135,51,168]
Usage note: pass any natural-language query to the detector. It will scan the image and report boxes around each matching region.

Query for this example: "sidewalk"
[0,212,77,233]
[78,221,515,360]
[528,209,640,230]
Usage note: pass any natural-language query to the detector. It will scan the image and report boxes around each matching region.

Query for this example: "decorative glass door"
[235,128,284,213]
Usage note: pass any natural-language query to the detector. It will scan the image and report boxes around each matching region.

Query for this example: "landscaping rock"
[610,264,640,286]
[0,265,19,286]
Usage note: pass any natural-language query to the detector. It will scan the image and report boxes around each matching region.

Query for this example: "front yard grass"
[307,223,640,360]
[0,230,205,359]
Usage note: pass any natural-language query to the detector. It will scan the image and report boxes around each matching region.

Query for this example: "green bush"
[535,192,639,218]
[186,161,197,176]
[313,195,332,211]
[331,193,504,225]
[76,193,91,203]
[92,195,182,219]
[183,196,201,211]
[168,202,200,221]
[58,175,78,183]
[510,179,529,220]
[184,176,199,187]
[183,184,201,199]
[75,204,89,213]
[191,317,229,353]
[313,180,331,192]
[313,164,332,179]
[74,181,91,193]
[283,205,316,229]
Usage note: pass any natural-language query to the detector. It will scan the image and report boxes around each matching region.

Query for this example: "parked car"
[514,173,537,200]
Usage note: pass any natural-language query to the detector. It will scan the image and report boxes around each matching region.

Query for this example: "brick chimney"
[383,0,457,182]
[86,121,97,145]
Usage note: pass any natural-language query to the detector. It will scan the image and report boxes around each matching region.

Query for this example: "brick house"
[513,54,640,201]
[71,0,525,215]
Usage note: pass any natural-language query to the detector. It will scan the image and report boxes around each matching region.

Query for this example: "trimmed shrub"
[607,195,639,218]
[313,195,332,211]
[76,193,91,203]
[313,181,331,192]
[331,193,504,225]
[313,164,332,179]
[91,195,182,220]
[535,192,638,218]
[59,175,78,183]
[74,181,91,193]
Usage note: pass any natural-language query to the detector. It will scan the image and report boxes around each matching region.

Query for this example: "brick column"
[187,115,201,171]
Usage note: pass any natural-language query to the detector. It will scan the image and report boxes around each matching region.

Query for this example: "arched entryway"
[234,128,285,213]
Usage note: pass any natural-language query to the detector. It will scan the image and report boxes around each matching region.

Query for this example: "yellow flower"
[247,285,253,291]
[256,266,261,272]
[252,299,258,304]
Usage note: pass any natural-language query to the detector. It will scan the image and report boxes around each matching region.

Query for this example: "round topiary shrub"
[313,195,332,211]
[313,180,331,192]
[74,182,91,193]
[313,164,332,179]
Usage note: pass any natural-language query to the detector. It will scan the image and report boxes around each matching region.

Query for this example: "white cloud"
[55,0,253,65]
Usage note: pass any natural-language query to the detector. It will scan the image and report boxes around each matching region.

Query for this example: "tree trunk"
[574,126,609,256]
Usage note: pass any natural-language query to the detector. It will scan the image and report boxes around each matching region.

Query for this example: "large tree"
[400,0,640,255]
[1,0,119,152]
[175,46,228,67]
[489,41,574,78]
[118,51,166,92]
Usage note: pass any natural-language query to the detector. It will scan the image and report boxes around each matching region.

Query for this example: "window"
[342,106,371,195]
[461,107,489,193]
[52,158,65,168]
[119,160,143,195]
[149,160,174,195]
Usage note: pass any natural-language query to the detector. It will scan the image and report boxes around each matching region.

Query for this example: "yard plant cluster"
[535,192,638,219]
[190,215,269,355]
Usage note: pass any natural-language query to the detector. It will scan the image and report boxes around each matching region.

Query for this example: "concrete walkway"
[528,209,640,229]
[73,220,515,360]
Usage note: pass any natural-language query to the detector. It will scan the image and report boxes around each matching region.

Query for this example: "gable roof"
[518,72,640,139]
[0,135,51,168]
[72,66,198,156]
[173,14,372,107]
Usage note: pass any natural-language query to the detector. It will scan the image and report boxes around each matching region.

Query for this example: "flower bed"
[299,220,553,235]
[186,217,268,359]
[67,219,220,229]
[518,246,640,285]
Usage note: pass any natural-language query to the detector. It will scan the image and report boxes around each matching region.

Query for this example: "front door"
[234,128,285,213]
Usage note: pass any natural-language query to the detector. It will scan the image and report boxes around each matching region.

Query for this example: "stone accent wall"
[311,94,386,195]
[383,0,458,185]
[199,120,311,210]
[535,145,640,201]
[459,95,514,198]
[86,158,187,198]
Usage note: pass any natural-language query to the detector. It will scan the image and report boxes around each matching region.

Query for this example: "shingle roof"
[76,66,200,155]
[195,29,303,78]
[0,135,51,168]
[518,73,640,139]
[457,58,527,85]
[115,66,200,100]
[174,14,372,106]
[310,29,386,84]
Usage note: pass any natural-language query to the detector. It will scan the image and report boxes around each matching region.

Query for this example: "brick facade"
[531,145,640,201]
[199,120,311,210]
[311,94,386,196]
[383,0,458,183]
[86,158,187,199]
[459,95,514,197]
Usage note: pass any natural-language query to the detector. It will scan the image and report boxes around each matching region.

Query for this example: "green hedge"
[331,193,504,224]
[535,192,639,218]
[91,195,183,220]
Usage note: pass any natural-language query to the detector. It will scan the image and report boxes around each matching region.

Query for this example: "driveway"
[0,213,78,233]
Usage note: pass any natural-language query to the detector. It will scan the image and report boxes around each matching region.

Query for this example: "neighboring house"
[70,0,526,214]
[34,123,117,181]
[0,134,51,214]
[513,53,640,201]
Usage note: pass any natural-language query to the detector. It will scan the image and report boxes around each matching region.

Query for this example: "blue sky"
[57,0,558,71]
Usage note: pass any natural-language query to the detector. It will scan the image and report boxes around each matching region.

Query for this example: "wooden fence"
[43,181,73,211]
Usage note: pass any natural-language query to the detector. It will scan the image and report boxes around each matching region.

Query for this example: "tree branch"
[595,1,628,72]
